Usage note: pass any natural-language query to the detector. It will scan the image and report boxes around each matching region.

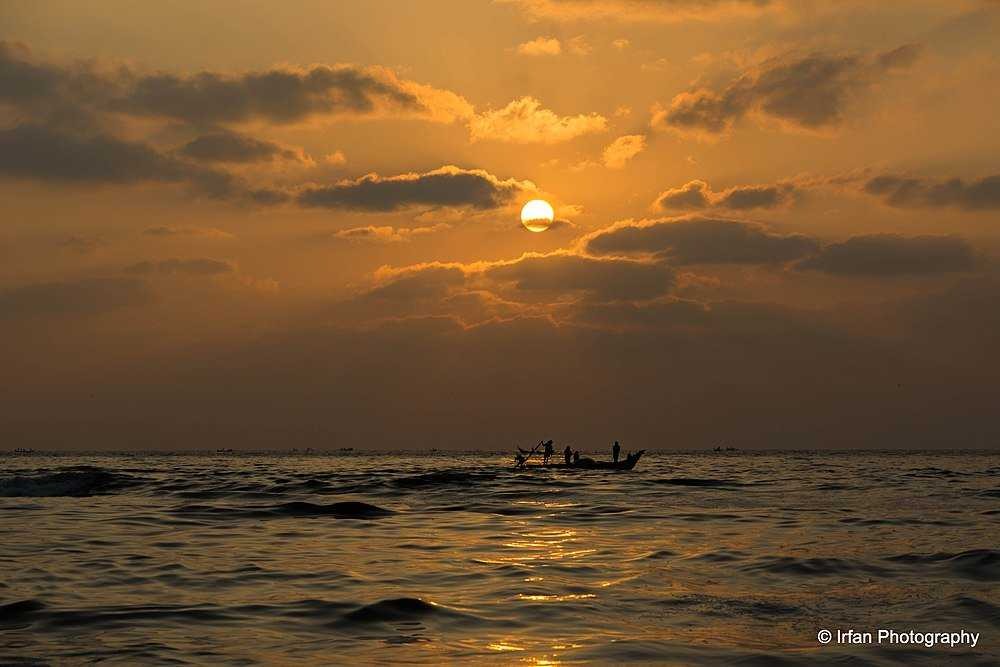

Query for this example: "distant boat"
[522,450,646,471]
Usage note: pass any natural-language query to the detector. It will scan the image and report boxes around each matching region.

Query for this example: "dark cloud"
[797,235,975,276]
[0,41,112,127]
[125,258,236,276]
[0,124,235,195]
[0,41,471,128]
[360,251,675,313]
[653,45,921,136]
[717,183,796,209]
[297,166,529,212]
[863,174,1000,210]
[585,216,819,264]
[246,188,294,206]
[364,265,467,301]
[0,40,65,105]
[0,278,151,319]
[654,179,797,210]
[485,252,675,301]
[178,131,303,163]
[115,66,421,125]
[653,180,712,209]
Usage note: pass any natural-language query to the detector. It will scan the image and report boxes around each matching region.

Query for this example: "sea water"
[1,451,997,664]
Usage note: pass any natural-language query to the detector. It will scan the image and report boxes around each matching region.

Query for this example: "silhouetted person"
[543,440,554,464]
[612,441,621,463]
[515,453,526,468]
[573,450,580,465]
[564,445,572,465]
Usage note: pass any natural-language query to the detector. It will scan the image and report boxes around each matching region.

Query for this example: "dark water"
[1,451,997,665]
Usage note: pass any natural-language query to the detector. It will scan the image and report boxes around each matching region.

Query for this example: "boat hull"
[524,450,645,471]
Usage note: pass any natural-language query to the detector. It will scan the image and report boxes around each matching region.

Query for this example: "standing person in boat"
[542,440,554,464]
[564,445,572,465]
[612,441,621,463]
[572,450,580,465]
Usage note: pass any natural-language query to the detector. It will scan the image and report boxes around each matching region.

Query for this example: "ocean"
[1,451,997,665]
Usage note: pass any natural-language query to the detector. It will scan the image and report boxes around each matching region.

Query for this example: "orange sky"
[2,1,999,450]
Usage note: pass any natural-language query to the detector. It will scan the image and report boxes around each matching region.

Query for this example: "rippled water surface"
[2,451,998,665]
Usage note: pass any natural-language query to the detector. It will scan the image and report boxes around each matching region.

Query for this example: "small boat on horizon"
[529,450,645,471]
[516,447,646,471]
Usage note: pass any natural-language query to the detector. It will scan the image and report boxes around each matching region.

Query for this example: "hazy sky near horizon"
[2,0,999,450]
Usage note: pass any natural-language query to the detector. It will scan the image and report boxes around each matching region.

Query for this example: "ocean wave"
[0,599,46,626]
[172,500,394,520]
[743,556,891,577]
[336,598,461,625]
[563,639,822,665]
[839,517,967,527]
[652,477,746,487]
[920,595,1000,629]
[0,468,140,497]
[885,549,1000,581]
[392,470,497,489]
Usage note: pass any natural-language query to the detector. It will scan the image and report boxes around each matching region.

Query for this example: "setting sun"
[520,199,555,232]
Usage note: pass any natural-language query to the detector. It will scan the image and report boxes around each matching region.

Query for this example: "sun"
[520,199,555,233]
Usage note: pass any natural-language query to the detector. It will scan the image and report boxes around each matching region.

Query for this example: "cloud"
[178,131,307,163]
[0,124,234,195]
[0,40,473,127]
[365,264,468,301]
[652,45,921,137]
[0,123,248,201]
[862,174,1000,210]
[469,97,607,143]
[584,216,819,264]
[612,38,631,50]
[363,250,676,314]
[567,36,592,56]
[125,258,237,276]
[296,165,531,212]
[0,278,152,320]
[797,235,975,276]
[332,223,451,243]
[653,179,797,210]
[0,41,113,126]
[322,150,347,166]
[517,36,562,56]
[143,226,235,239]
[502,0,777,22]
[542,218,578,232]
[113,64,472,126]
[484,252,675,301]
[602,134,646,169]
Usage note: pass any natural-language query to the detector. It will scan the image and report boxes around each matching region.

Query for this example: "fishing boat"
[516,449,646,471]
